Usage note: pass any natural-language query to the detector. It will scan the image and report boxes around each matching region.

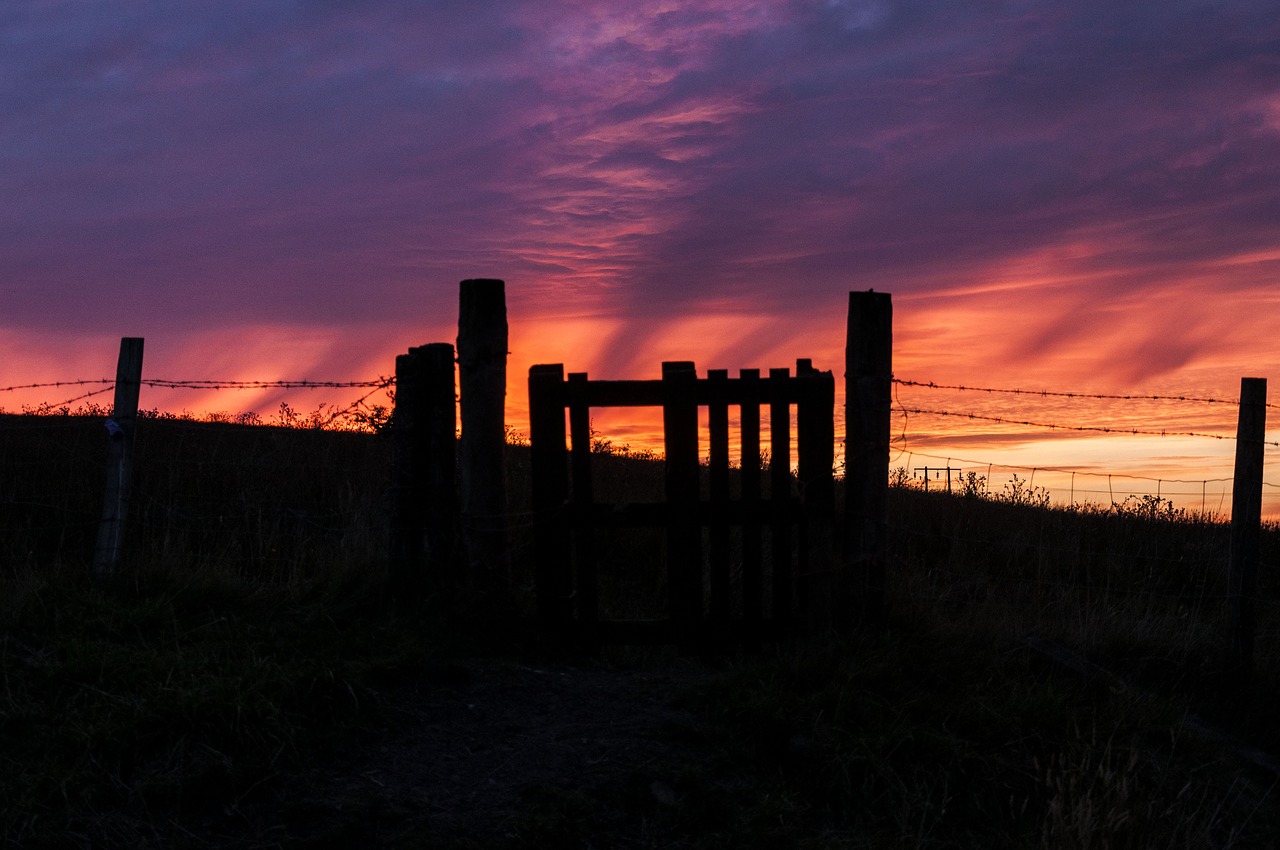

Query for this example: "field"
[3,413,1280,848]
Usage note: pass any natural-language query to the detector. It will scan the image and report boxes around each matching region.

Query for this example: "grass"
[3,412,1280,846]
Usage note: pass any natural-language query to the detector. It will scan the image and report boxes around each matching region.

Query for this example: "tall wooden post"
[845,290,892,627]
[93,337,144,576]
[1227,377,1267,680]
[457,279,509,582]
[391,343,458,599]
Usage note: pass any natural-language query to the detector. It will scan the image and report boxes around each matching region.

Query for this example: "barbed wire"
[141,378,392,390]
[893,377,1271,407]
[1,379,112,393]
[46,385,117,409]
[896,406,1277,446]
[314,376,397,428]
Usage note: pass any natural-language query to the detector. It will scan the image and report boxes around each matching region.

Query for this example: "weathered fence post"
[1227,376,1267,680]
[93,337,144,576]
[663,361,702,650]
[529,363,571,636]
[390,343,458,600]
[845,290,892,627]
[457,278,509,584]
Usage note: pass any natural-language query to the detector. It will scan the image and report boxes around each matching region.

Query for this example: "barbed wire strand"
[893,377,1275,408]
[1,379,112,393]
[899,406,1278,446]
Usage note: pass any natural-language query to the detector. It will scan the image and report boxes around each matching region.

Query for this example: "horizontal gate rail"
[528,359,835,650]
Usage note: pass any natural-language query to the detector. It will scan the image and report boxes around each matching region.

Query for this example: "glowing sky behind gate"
[4,1,1280,513]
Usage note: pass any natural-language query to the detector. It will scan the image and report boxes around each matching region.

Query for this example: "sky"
[4,0,1280,512]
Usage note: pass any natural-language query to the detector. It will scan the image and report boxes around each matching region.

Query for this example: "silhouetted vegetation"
[2,412,1279,847]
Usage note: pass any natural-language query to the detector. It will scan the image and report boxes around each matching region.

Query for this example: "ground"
[196,657,726,848]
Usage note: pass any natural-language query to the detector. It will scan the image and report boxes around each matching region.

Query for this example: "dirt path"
[258,658,722,847]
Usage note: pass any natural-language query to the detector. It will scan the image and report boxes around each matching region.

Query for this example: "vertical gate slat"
[708,369,731,624]
[567,372,598,640]
[663,361,702,648]
[529,364,571,634]
[797,360,836,634]
[769,367,793,622]
[739,369,763,633]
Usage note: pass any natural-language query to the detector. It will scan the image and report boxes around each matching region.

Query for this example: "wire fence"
[887,375,1280,520]
[5,367,1280,683]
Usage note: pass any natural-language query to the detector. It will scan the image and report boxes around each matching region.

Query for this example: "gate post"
[390,343,458,600]
[458,279,509,583]
[845,290,892,627]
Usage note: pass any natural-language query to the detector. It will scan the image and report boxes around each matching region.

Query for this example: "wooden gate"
[528,359,836,649]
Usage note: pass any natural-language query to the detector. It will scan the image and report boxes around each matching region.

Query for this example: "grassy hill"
[2,414,1279,847]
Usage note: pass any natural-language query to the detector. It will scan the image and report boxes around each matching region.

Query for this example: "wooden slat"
[739,368,763,630]
[575,376,811,409]
[529,364,571,631]
[663,361,702,647]
[707,369,731,624]
[567,372,597,638]
[769,367,793,620]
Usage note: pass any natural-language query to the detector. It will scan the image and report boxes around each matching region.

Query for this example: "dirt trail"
[262,658,720,847]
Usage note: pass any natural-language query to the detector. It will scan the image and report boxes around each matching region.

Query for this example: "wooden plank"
[582,376,810,408]
[663,361,702,648]
[529,363,571,632]
[707,369,731,624]
[769,367,793,620]
[797,360,836,634]
[457,279,508,581]
[567,372,598,639]
[846,290,893,627]
[740,369,763,630]
[92,337,144,576]
[1228,376,1267,678]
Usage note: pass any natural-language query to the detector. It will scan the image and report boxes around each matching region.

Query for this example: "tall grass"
[3,411,1279,846]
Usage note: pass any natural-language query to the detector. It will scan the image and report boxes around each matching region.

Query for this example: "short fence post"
[530,364,571,636]
[93,337,144,576]
[1227,376,1267,680]
[457,279,509,584]
[390,343,458,600]
[845,290,892,627]
[663,361,702,649]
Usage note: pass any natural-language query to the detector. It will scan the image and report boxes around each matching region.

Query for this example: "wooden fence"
[528,359,835,649]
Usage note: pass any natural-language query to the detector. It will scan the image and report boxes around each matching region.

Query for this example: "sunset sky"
[4,1,1280,512]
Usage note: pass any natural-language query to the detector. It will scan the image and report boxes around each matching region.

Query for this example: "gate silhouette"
[528,359,835,649]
